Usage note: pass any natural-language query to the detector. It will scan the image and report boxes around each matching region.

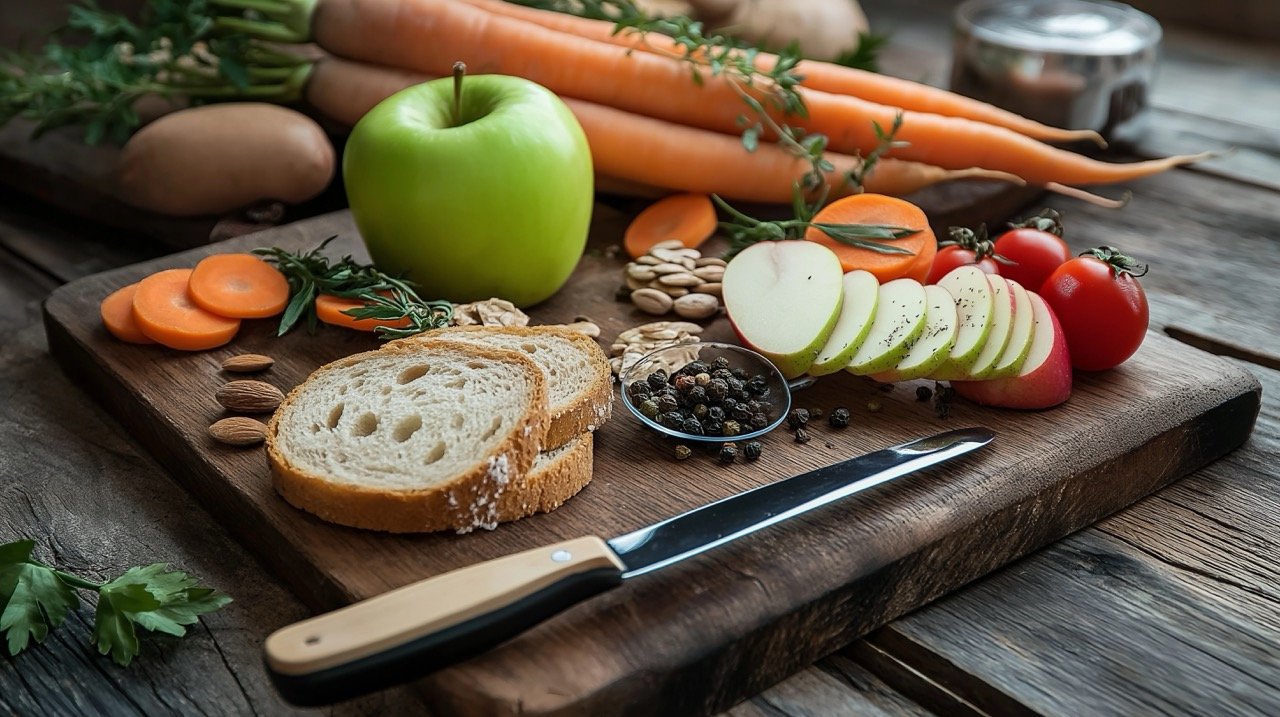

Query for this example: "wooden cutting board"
[43,208,1260,716]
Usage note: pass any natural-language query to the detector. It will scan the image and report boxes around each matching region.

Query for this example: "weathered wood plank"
[859,355,1280,715]
[726,653,934,717]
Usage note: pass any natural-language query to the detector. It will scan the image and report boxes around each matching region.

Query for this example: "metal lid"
[956,0,1161,56]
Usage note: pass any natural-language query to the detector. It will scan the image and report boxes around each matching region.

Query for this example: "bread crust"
[394,325,614,450]
[499,432,595,519]
[266,341,551,533]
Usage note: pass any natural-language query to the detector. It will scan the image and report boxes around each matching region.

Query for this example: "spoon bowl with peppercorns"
[620,342,793,443]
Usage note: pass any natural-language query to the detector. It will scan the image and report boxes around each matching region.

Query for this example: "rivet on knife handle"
[264,536,624,706]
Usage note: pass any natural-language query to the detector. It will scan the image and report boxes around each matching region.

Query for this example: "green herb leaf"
[0,541,80,657]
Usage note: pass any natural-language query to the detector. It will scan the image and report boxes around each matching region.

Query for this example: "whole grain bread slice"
[266,340,550,533]
[393,325,613,449]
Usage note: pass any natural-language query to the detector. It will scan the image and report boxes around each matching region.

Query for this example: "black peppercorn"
[706,378,729,402]
[685,361,710,376]
[704,420,724,436]
[749,412,769,429]
[657,395,679,414]
[683,417,704,435]
[747,400,763,413]
[743,441,762,460]
[731,404,752,421]
[686,385,707,405]
[615,285,632,302]
[787,408,810,429]
[746,375,769,395]
[809,407,824,419]
[692,403,709,419]
[626,381,651,401]
[828,407,850,428]
[673,375,696,393]
[711,368,734,383]
[731,367,749,381]
[916,385,933,402]
[647,369,668,390]
[794,428,811,444]
[712,356,731,371]
[706,405,725,422]
[675,444,692,460]
[661,411,685,429]
[639,399,660,419]
[726,377,745,394]
[722,420,741,437]
[719,442,738,463]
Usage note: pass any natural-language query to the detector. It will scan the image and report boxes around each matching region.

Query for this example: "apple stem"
[452,61,466,126]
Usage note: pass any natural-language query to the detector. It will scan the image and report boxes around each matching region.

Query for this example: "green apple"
[722,241,845,379]
[343,69,593,307]
[961,273,1016,379]
[846,278,927,376]
[871,284,959,382]
[986,278,1036,379]
[809,270,879,376]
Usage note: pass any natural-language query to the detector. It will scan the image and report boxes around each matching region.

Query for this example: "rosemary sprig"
[253,237,453,340]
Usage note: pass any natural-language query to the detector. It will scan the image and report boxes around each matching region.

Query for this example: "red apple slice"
[953,292,1072,409]
[723,241,845,378]
[809,270,879,376]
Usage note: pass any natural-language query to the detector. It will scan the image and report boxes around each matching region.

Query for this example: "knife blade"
[264,427,993,705]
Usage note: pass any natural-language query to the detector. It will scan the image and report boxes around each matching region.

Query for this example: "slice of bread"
[512,432,594,519]
[394,325,613,450]
[266,340,551,533]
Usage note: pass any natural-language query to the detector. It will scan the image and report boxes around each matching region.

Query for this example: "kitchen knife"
[264,427,994,705]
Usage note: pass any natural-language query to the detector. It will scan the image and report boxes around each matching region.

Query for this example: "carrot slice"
[802,194,936,282]
[187,253,290,319]
[132,269,241,351]
[315,293,414,333]
[623,193,717,259]
[100,283,155,344]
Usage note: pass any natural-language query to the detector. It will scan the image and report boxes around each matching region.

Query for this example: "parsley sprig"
[253,237,454,340]
[1,538,231,666]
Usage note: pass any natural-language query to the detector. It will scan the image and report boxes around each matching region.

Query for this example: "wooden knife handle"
[263,536,625,706]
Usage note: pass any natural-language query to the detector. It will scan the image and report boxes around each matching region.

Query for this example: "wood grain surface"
[43,207,1260,714]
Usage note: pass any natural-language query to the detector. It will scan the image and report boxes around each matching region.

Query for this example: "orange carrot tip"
[188,253,291,319]
[132,269,241,351]
[101,283,155,344]
[1044,183,1131,209]
[624,193,717,259]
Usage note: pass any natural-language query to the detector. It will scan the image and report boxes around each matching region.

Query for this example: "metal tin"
[951,0,1162,144]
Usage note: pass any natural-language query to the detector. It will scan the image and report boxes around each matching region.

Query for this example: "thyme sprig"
[253,237,453,340]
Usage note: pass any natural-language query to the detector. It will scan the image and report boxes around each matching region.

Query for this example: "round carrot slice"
[100,283,155,344]
[803,194,936,282]
[623,193,717,259]
[187,253,290,319]
[132,269,241,351]
[315,293,414,333]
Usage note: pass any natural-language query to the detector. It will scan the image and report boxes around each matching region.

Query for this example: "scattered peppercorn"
[916,385,933,402]
[794,428,811,444]
[743,441,762,460]
[829,407,851,428]
[787,408,810,429]
[674,444,692,460]
[615,285,632,302]
[719,442,738,463]
[866,400,882,413]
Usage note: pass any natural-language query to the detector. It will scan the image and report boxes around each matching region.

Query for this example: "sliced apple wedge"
[960,273,1017,379]
[809,270,879,376]
[870,284,959,382]
[987,278,1035,379]
[846,278,927,375]
[723,241,845,378]
[953,292,1072,409]
[929,266,995,380]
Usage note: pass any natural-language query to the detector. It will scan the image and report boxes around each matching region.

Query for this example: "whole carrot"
[308,0,1203,186]
[305,57,1023,203]
[457,0,1106,147]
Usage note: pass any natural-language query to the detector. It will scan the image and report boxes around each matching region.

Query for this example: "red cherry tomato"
[926,246,999,284]
[994,228,1072,289]
[1039,247,1150,371]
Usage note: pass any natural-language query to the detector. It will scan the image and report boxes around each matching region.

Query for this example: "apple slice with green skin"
[809,270,880,376]
[986,278,1036,379]
[959,273,1017,379]
[929,266,996,380]
[723,240,845,378]
[870,284,959,382]
[845,278,928,375]
[953,292,1072,409]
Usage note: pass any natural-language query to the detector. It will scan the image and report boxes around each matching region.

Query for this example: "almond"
[221,353,275,373]
[216,380,285,413]
[208,417,267,447]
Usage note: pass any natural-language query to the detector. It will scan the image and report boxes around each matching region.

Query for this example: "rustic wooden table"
[2,1,1277,714]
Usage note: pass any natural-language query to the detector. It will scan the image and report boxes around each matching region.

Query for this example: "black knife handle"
[264,536,624,706]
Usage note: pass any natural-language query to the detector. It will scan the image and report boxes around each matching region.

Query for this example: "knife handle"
[263,536,624,706]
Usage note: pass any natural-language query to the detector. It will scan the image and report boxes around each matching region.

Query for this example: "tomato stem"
[1080,246,1149,277]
